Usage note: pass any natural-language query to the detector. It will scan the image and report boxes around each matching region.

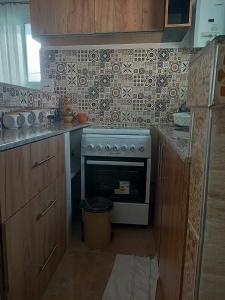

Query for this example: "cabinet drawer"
[3,198,38,300]
[5,144,31,220]
[37,243,59,298]
[30,135,65,198]
[0,152,6,222]
[35,177,66,297]
[3,173,66,300]
[55,174,66,260]
[34,182,57,270]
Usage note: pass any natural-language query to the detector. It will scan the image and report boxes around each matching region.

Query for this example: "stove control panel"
[82,134,151,158]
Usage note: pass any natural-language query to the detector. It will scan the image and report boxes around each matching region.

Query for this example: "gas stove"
[82,127,151,158]
[81,126,152,225]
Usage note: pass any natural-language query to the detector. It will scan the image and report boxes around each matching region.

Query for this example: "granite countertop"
[0,122,89,152]
[156,125,191,161]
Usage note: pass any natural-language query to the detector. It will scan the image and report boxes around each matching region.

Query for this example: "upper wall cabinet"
[30,0,165,36]
[165,0,192,28]
[95,0,165,33]
[30,0,66,35]
[67,0,95,33]
[30,0,95,35]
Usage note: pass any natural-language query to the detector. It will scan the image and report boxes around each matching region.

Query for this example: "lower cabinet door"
[3,199,37,300]
[35,175,66,298]
[55,174,67,261]
[158,142,189,300]
[3,175,66,300]
[30,135,65,200]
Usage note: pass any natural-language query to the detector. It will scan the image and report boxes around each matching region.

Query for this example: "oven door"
[82,156,150,204]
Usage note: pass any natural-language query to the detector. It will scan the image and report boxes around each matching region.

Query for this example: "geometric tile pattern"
[0,82,60,128]
[40,47,193,127]
[0,82,59,109]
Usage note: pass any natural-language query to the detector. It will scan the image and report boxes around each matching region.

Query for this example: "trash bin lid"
[82,197,113,213]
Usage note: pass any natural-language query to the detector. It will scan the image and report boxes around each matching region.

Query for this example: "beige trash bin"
[82,197,113,250]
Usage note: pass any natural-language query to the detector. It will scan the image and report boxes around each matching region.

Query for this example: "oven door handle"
[86,160,145,167]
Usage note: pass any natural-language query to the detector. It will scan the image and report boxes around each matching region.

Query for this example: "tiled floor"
[42,224,156,300]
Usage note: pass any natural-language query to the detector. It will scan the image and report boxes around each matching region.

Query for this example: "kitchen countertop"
[156,125,191,161]
[0,122,89,152]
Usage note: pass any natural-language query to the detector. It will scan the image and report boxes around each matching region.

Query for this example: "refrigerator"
[182,36,225,300]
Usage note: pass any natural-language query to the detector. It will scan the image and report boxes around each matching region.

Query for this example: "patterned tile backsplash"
[0,82,60,128]
[0,82,59,109]
[40,46,193,127]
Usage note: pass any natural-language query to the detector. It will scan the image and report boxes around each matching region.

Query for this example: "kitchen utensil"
[19,111,35,127]
[3,113,25,129]
[31,110,45,126]
[64,115,74,123]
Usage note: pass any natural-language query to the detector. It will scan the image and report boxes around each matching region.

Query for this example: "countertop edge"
[155,125,191,161]
[0,123,89,152]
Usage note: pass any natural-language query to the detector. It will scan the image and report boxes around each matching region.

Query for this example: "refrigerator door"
[187,39,218,108]
[214,44,225,105]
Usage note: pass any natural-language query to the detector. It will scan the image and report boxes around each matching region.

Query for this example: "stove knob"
[112,145,119,152]
[139,146,145,152]
[105,144,111,151]
[96,144,103,151]
[130,145,135,152]
[121,145,128,152]
[87,144,95,151]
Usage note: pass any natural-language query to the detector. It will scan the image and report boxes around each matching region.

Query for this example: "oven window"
[85,157,147,203]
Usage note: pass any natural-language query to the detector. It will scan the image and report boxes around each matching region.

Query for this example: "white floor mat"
[102,255,159,300]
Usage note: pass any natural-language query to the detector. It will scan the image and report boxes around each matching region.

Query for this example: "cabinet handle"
[158,143,163,178]
[40,245,57,272]
[33,155,55,168]
[37,199,57,220]
[160,145,164,179]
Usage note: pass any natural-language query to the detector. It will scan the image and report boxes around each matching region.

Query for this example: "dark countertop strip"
[156,125,191,161]
[0,122,89,152]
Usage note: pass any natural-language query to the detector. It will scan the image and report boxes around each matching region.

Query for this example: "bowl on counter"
[76,112,88,124]
[173,112,191,128]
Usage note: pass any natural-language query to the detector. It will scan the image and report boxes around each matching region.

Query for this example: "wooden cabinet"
[35,179,66,298]
[55,174,67,261]
[67,0,95,33]
[3,199,37,300]
[30,0,164,35]
[95,0,114,33]
[5,144,30,220]
[3,178,66,300]
[30,0,68,35]
[114,0,145,32]
[1,134,66,300]
[155,134,190,300]
[30,135,65,199]
[165,0,192,28]
[30,0,95,35]
[0,135,65,222]
[142,0,165,31]
[113,0,164,32]
[0,152,5,222]
[154,138,165,256]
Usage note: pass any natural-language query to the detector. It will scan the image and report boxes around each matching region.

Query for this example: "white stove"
[82,127,151,158]
[81,126,152,225]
